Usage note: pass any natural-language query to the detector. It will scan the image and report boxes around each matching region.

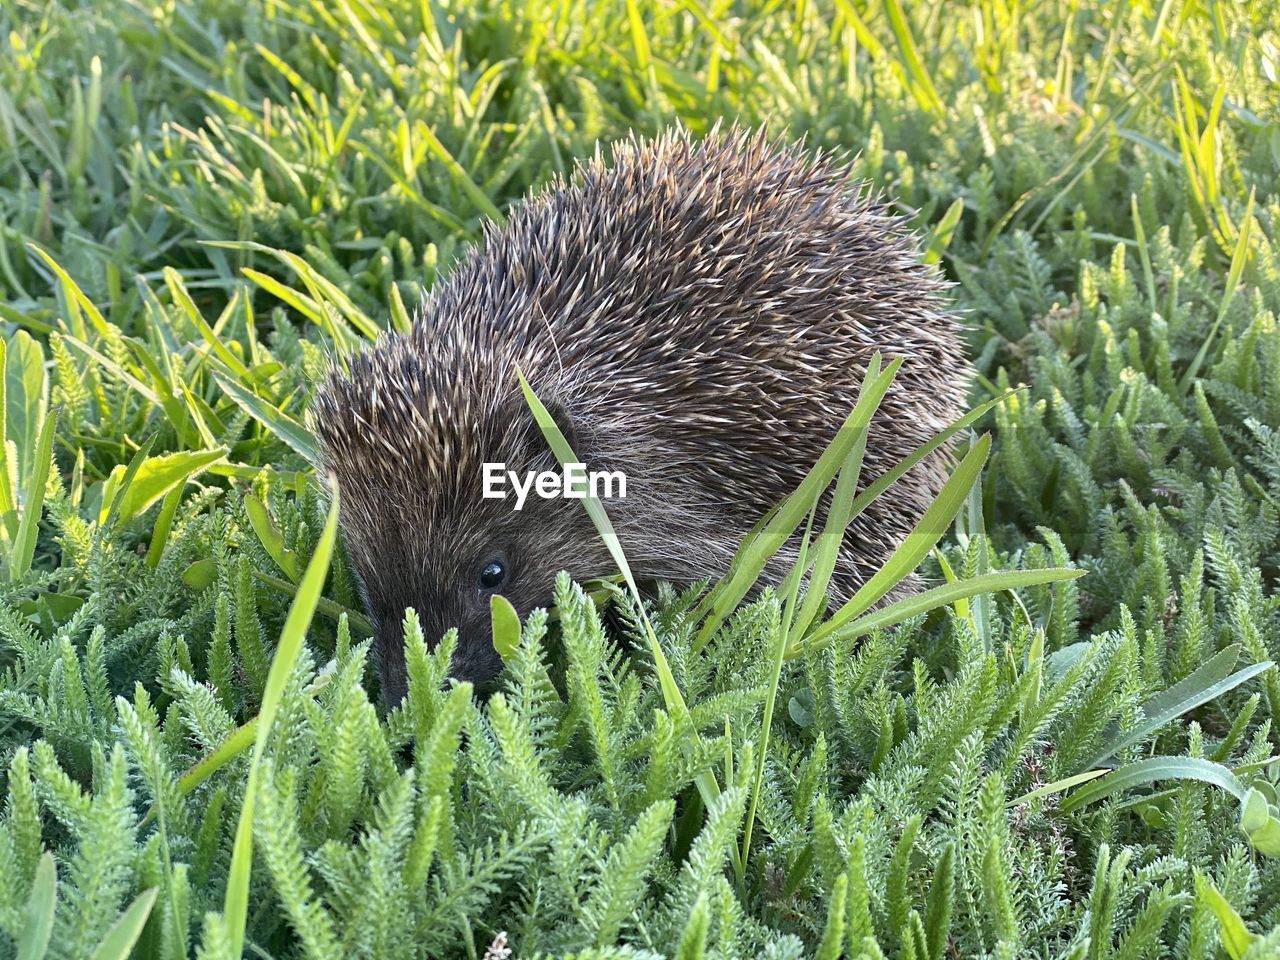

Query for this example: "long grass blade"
[10,407,57,579]
[802,434,993,649]
[517,369,722,809]
[16,853,56,960]
[791,568,1085,658]
[88,888,158,960]
[693,356,899,650]
[223,486,340,957]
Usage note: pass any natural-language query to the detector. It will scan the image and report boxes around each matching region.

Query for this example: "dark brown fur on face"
[310,125,971,706]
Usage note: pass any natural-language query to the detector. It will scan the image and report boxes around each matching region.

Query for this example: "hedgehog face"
[348,479,608,705]
[328,396,610,706]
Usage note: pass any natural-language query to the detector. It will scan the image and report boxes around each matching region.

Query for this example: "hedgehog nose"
[446,634,506,692]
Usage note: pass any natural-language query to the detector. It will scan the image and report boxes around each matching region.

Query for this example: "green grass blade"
[803,434,993,649]
[140,666,339,829]
[793,568,1085,658]
[240,269,328,328]
[177,717,257,802]
[59,334,160,406]
[883,0,944,116]
[213,372,320,465]
[27,244,110,338]
[787,421,869,645]
[223,486,340,957]
[517,368,721,809]
[694,356,900,650]
[10,407,57,580]
[88,887,158,960]
[249,569,373,635]
[418,122,504,222]
[742,502,815,876]
[1081,653,1274,772]
[16,853,56,960]
[842,392,1013,526]
[1060,756,1247,812]
[1178,186,1254,392]
[245,493,301,582]
[517,369,680,708]
[1011,769,1109,806]
[146,483,185,568]
[924,198,964,264]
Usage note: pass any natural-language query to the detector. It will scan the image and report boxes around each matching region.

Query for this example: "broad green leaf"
[104,448,225,526]
[491,594,521,662]
[182,558,218,590]
[99,434,155,531]
[1060,757,1247,813]
[1082,648,1273,771]
[4,330,46,491]
[1197,875,1256,959]
[1237,788,1270,834]
[1245,816,1280,855]
[1239,787,1280,855]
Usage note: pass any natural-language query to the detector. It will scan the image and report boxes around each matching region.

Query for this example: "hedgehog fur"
[311,125,970,703]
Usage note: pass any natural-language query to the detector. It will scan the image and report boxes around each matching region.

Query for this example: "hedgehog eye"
[478,559,507,591]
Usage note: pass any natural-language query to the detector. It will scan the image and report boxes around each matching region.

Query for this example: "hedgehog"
[311,125,970,704]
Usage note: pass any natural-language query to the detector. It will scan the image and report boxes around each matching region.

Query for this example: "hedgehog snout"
[371,594,508,708]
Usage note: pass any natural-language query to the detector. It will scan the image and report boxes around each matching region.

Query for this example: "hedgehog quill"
[312,126,971,704]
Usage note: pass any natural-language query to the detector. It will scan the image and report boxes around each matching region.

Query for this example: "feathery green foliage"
[1,0,1279,957]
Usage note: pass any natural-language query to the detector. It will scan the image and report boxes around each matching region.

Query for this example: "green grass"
[1,0,1280,957]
